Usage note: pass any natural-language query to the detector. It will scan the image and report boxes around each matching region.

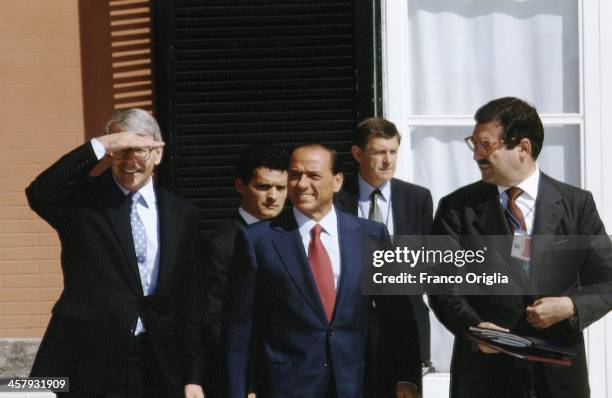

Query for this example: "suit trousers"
[126,333,167,398]
[528,363,552,398]
[55,333,166,398]
[326,373,337,398]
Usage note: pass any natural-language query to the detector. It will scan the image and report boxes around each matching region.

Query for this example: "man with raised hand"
[27,109,202,397]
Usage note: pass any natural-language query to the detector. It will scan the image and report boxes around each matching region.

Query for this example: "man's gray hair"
[105,108,162,142]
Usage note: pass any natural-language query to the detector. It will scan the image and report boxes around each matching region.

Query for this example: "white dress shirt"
[293,206,341,288]
[90,137,106,159]
[91,139,161,335]
[238,206,261,226]
[357,174,394,235]
[497,165,540,235]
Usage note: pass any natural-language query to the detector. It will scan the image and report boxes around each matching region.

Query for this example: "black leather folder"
[466,326,577,366]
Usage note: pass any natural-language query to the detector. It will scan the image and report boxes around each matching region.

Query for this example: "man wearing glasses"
[430,97,612,397]
[27,109,202,397]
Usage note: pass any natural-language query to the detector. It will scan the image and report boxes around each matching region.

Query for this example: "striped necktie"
[505,187,526,233]
[368,188,384,223]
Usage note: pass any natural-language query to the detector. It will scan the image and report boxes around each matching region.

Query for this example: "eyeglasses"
[464,136,519,155]
[110,148,153,161]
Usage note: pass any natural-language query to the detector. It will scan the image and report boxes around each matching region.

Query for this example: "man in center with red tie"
[224,143,415,397]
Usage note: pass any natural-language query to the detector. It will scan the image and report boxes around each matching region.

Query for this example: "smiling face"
[288,146,343,221]
[352,135,399,187]
[236,167,288,220]
[472,121,529,186]
[109,124,162,192]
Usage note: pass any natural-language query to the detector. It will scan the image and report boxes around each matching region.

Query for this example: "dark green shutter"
[153,0,378,230]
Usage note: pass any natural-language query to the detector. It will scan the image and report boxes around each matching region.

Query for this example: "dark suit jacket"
[430,173,612,398]
[224,209,409,398]
[26,143,202,396]
[199,213,246,397]
[202,213,245,344]
[335,176,432,395]
[335,177,433,236]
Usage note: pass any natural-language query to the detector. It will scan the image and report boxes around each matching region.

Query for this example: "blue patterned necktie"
[129,192,149,292]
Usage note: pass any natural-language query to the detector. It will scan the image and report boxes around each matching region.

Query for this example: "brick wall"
[0,0,84,338]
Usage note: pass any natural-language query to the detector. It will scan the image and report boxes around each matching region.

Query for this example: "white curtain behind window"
[406,0,578,115]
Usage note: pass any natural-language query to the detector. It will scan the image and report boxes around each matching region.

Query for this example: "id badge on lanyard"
[511,232,531,261]
[506,195,533,261]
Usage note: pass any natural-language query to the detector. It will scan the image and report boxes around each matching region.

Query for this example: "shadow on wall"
[79,0,155,140]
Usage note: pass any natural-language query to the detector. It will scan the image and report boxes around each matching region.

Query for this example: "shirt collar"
[358,173,391,202]
[238,207,261,225]
[114,177,156,207]
[497,164,540,201]
[293,205,338,239]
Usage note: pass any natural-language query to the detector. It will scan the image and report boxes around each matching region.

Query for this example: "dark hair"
[354,117,401,149]
[475,97,544,159]
[291,143,341,175]
[235,144,289,184]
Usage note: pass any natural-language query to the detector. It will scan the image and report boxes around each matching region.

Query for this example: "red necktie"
[506,187,526,232]
[308,224,336,321]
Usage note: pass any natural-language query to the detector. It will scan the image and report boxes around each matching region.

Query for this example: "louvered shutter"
[153,0,378,230]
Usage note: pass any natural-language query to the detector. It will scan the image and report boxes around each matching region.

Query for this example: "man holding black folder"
[430,97,612,398]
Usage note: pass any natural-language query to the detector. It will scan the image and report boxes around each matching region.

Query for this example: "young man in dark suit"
[27,109,202,397]
[185,144,288,398]
[335,117,433,396]
[430,97,612,398]
[224,144,420,398]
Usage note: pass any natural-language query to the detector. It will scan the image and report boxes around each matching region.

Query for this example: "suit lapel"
[334,211,361,322]
[104,173,143,294]
[531,173,564,264]
[391,179,408,235]
[272,212,328,323]
[155,188,181,293]
[472,184,511,236]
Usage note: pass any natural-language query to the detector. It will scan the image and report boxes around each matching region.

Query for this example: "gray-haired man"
[27,109,202,397]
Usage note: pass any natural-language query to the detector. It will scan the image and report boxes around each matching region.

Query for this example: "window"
[386,0,581,205]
